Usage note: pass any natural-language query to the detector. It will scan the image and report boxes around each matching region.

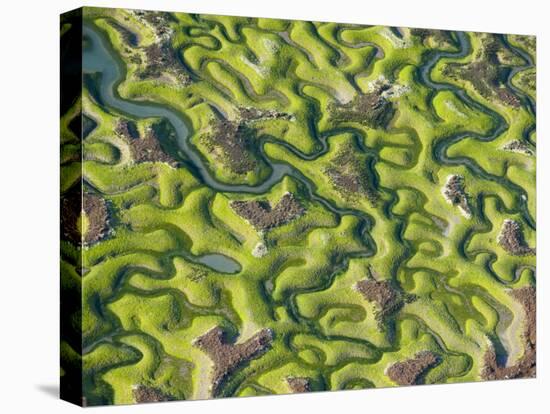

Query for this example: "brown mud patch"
[194,327,273,396]
[138,42,191,85]
[134,10,176,39]
[329,92,395,129]
[132,385,173,403]
[355,267,415,327]
[239,107,293,122]
[497,219,535,256]
[61,189,82,245]
[201,119,261,175]
[115,119,139,139]
[231,193,305,231]
[116,120,177,166]
[325,145,378,205]
[205,106,294,175]
[410,28,455,49]
[442,174,471,217]
[61,191,110,246]
[443,35,521,108]
[387,351,440,385]
[286,377,311,393]
[82,194,110,245]
[132,10,190,85]
[482,286,536,380]
[503,140,534,156]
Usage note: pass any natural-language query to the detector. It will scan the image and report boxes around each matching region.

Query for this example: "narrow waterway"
[83,22,534,366]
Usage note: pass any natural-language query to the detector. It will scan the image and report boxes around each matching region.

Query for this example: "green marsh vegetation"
[60,7,536,406]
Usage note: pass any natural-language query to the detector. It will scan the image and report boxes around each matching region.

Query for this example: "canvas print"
[60,7,536,407]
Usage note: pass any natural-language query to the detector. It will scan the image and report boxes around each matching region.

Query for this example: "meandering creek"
[83,23,534,364]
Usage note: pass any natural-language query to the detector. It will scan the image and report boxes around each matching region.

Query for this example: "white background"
[0,0,546,412]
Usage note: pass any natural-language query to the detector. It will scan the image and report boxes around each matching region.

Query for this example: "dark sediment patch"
[355,267,415,327]
[495,87,521,108]
[115,119,178,166]
[138,42,191,85]
[442,35,521,108]
[131,10,190,85]
[115,119,139,139]
[511,287,536,358]
[387,351,440,385]
[329,92,395,129]
[61,188,82,246]
[142,43,175,78]
[497,219,535,256]
[286,377,311,393]
[503,140,534,156]
[130,128,177,166]
[410,28,456,49]
[132,385,173,403]
[194,327,274,396]
[82,194,110,245]
[200,119,260,175]
[134,10,177,39]
[325,145,378,206]
[61,191,110,246]
[442,174,471,217]
[200,107,294,175]
[239,106,293,122]
[356,279,403,324]
[231,193,305,231]
[482,286,536,380]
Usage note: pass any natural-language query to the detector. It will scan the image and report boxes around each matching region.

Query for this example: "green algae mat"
[60,6,536,407]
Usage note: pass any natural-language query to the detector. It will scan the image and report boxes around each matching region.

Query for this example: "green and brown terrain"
[60,7,536,406]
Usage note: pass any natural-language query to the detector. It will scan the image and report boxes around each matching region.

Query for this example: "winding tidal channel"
[83,22,534,226]
[83,22,535,366]
[83,22,377,258]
